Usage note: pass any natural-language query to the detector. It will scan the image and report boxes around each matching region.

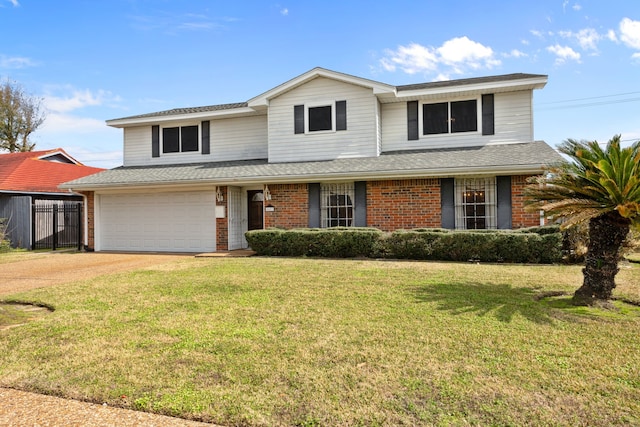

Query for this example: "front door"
[247,190,264,231]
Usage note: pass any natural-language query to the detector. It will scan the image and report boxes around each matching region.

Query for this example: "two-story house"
[61,68,562,253]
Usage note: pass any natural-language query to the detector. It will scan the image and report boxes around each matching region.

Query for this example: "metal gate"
[32,201,83,250]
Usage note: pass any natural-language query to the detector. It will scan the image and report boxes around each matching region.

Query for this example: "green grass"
[1,257,639,426]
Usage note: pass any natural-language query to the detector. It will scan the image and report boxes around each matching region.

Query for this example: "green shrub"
[247,227,563,264]
[245,228,382,258]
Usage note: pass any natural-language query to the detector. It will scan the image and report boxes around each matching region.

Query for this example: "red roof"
[0,148,104,194]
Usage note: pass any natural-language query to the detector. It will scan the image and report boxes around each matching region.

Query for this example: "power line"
[537,96,640,111]
[537,91,640,105]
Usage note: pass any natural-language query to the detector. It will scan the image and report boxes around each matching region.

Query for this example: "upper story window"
[151,121,210,158]
[162,125,199,153]
[295,100,347,134]
[408,94,494,140]
[423,100,477,135]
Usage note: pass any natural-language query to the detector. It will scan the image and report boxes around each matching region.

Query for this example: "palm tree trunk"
[572,212,630,306]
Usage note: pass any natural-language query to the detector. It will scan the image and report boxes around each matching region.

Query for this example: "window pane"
[320,183,354,228]
[309,105,332,132]
[181,126,199,152]
[451,100,477,133]
[162,127,179,153]
[423,103,448,135]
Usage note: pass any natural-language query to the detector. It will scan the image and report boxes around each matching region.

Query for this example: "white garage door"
[99,191,216,252]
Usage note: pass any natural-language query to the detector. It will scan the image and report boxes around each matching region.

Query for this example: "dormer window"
[162,125,199,153]
[294,101,347,134]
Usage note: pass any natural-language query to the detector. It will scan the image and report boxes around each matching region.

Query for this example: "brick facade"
[367,179,441,231]
[511,175,541,228]
[83,175,540,252]
[263,184,309,229]
[216,186,228,251]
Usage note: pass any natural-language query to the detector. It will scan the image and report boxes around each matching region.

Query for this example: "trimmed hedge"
[245,226,563,264]
[245,227,382,258]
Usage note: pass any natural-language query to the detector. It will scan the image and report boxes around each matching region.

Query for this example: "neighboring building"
[0,149,104,249]
[61,68,562,253]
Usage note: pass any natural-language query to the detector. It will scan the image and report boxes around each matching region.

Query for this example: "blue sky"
[1,0,639,168]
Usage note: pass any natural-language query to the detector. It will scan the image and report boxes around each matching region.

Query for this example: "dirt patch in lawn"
[0,252,192,296]
[0,302,53,330]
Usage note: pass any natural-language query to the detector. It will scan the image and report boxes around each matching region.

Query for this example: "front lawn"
[1,257,639,426]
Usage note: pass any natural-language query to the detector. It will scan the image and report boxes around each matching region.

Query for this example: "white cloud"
[606,29,618,42]
[280,8,289,16]
[44,87,120,113]
[572,3,582,11]
[547,44,581,64]
[619,18,640,50]
[380,36,500,77]
[0,55,34,69]
[560,28,602,50]
[504,49,527,58]
[6,0,19,6]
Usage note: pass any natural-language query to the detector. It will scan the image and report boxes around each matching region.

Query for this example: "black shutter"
[294,105,304,134]
[201,120,210,155]
[496,176,512,229]
[482,94,494,136]
[336,100,347,131]
[151,125,160,158]
[440,178,455,229]
[407,101,419,140]
[354,181,367,227]
[308,183,321,228]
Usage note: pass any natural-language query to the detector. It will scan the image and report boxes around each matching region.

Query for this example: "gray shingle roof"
[61,141,562,190]
[110,102,249,122]
[396,73,547,92]
[109,73,546,122]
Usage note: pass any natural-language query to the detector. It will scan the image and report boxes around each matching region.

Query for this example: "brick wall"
[367,179,441,231]
[511,175,541,228]
[79,191,95,250]
[216,186,228,251]
[264,184,309,229]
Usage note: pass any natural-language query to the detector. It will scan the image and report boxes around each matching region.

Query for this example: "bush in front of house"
[380,228,562,263]
[245,227,383,258]
[246,226,563,263]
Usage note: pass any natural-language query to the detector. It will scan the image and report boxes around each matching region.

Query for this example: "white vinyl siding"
[122,115,267,167]
[97,191,216,252]
[380,90,533,152]
[268,77,378,163]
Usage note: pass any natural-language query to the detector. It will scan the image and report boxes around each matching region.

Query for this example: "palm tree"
[525,135,640,306]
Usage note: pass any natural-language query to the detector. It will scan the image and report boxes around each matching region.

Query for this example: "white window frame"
[161,122,201,154]
[454,177,496,230]
[320,182,355,228]
[419,97,481,138]
[305,101,337,134]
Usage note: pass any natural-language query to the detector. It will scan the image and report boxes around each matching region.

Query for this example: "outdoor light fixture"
[216,187,224,202]
[264,185,272,200]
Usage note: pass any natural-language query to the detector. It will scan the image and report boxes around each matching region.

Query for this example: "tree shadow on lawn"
[412,282,562,324]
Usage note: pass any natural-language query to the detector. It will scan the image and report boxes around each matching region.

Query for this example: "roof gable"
[247,67,396,107]
[0,149,104,194]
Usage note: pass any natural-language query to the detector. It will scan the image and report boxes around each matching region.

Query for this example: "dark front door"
[247,190,264,230]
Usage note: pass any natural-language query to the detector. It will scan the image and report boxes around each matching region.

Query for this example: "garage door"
[99,191,216,252]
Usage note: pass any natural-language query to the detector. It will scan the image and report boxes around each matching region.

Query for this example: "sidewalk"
[0,387,220,426]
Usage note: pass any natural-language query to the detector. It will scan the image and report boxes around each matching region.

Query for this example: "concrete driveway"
[0,251,191,296]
